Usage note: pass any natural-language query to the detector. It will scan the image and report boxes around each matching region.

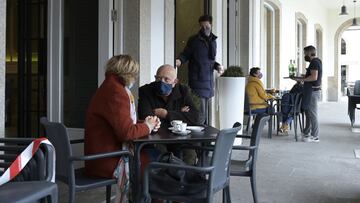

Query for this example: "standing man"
[175,14,224,125]
[292,45,322,142]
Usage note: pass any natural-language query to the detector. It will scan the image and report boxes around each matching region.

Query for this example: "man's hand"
[181,106,190,112]
[175,59,182,67]
[154,108,168,119]
[217,65,224,75]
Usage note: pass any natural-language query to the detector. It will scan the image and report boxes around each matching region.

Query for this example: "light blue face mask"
[156,81,173,95]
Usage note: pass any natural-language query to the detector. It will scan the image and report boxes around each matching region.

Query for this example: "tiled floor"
[58,99,360,203]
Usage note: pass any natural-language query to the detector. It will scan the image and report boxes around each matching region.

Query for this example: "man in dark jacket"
[138,64,201,128]
[175,15,223,125]
[138,64,201,164]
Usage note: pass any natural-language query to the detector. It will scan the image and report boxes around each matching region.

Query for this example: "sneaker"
[303,136,320,143]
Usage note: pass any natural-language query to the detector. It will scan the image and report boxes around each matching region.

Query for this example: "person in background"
[138,64,201,165]
[84,55,160,202]
[246,67,275,114]
[279,81,304,134]
[292,45,322,142]
[175,14,224,125]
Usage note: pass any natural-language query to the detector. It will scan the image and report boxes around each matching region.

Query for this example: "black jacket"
[178,31,219,98]
[138,82,201,127]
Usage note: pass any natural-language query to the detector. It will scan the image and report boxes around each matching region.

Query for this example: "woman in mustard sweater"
[245,67,274,114]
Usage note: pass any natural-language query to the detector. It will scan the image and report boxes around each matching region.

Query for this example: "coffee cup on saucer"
[174,122,187,132]
[171,120,182,127]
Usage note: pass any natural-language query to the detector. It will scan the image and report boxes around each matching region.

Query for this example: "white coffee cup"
[171,120,182,127]
[174,122,187,132]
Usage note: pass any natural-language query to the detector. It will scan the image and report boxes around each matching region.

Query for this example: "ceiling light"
[340,0,349,15]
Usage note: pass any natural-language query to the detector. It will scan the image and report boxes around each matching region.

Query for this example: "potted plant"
[217,66,246,136]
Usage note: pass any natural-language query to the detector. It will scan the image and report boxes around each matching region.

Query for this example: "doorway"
[175,0,210,84]
[5,0,47,138]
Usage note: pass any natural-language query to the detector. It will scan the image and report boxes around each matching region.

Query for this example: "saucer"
[171,129,191,135]
[168,127,175,131]
[186,126,204,132]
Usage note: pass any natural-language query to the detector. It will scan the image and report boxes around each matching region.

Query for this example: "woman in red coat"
[84,55,160,179]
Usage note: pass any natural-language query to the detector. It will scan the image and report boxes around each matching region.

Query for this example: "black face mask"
[304,55,311,62]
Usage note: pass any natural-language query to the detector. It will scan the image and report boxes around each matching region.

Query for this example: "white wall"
[150,0,165,79]
[341,30,360,83]
[139,0,172,86]
[278,0,330,93]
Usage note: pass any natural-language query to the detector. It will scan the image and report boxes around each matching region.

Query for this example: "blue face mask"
[156,81,173,95]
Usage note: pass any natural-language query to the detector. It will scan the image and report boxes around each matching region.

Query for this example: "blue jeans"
[251,108,267,114]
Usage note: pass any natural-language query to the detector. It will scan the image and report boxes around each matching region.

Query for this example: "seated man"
[138,64,202,164]
[138,64,202,127]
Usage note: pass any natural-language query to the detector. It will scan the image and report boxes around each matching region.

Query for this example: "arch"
[314,23,323,59]
[262,0,281,88]
[331,17,360,101]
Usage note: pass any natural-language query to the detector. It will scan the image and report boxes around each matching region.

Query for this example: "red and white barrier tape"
[0,138,55,186]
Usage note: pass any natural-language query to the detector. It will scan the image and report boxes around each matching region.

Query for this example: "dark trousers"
[199,97,210,125]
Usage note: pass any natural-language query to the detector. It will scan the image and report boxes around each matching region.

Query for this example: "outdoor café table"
[132,125,219,202]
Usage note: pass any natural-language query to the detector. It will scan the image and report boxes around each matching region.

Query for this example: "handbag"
[149,152,207,196]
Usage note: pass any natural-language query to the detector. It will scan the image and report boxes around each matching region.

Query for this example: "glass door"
[5,0,47,138]
[63,0,99,128]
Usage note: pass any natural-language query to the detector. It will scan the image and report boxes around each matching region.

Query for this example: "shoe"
[303,136,320,143]
[279,123,289,133]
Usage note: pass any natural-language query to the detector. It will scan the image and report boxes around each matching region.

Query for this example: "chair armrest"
[232,145,257,151]
[70,139,84,144]
[69,150,131,161]
[236,135,251,139]
[0,138,35,145]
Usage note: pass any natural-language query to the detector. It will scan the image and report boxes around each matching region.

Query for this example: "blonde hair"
[105,55,139,86]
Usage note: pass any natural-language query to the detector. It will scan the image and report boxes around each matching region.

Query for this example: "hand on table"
[154,108,168,119]
[181,106,190,112]
[152,117,161,132]
[145,116,159,132]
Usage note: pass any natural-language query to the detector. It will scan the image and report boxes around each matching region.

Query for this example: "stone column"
[0,0,6,138]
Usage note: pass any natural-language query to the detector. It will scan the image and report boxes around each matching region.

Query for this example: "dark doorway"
[5,0,47,138]
[63,0,99,128]
[175,0,210,84]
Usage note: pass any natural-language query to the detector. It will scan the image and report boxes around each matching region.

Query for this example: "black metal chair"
[40,117,131,203]
[244,93,279,138]
[0,138,58,203]
[230,114,270,203]
[354,80,360,95]
[142,127,241,203]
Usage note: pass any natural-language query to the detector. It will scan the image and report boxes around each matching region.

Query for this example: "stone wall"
[0,0,6,138]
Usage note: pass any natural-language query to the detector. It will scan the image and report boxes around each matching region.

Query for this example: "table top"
[133,126,219,144]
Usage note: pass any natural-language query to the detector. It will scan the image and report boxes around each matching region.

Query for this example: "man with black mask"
[291,45,322,142]
[175,15,224,125]
[138,64,201,128]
